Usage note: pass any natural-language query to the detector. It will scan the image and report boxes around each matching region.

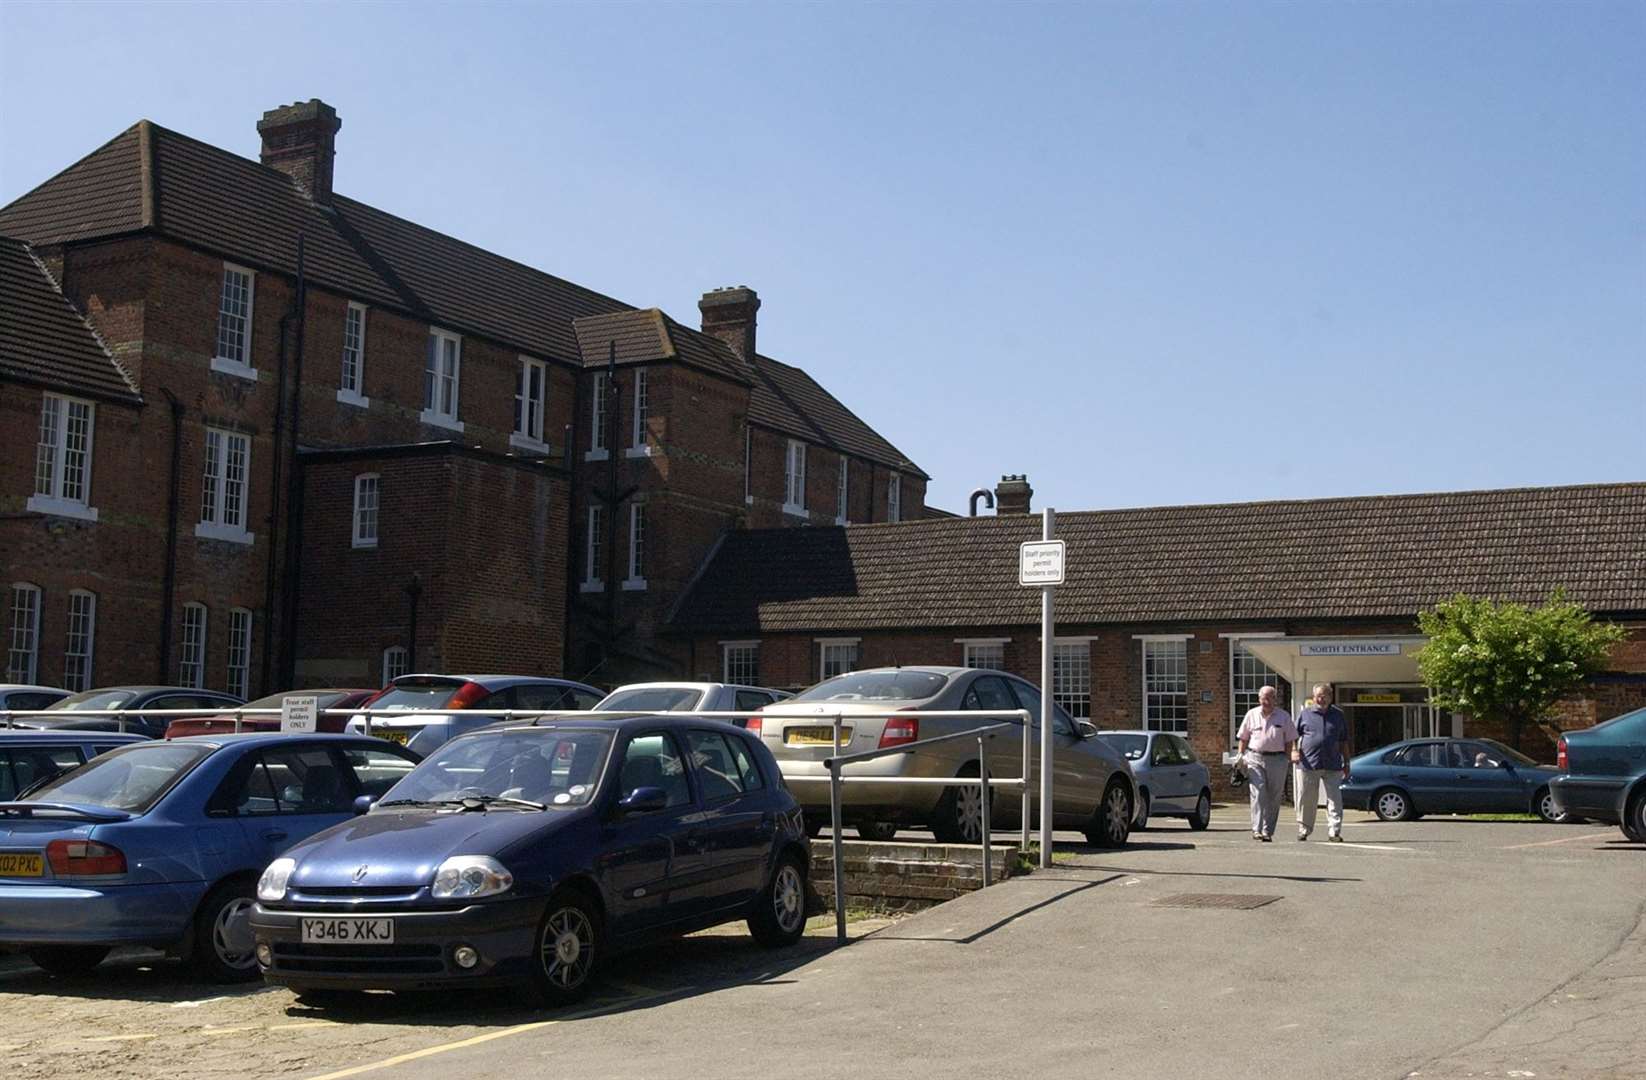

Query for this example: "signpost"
[1020,511,1060,869]
[280,695,318,734]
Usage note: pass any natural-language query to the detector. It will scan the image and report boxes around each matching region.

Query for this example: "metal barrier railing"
[0,706,608,736]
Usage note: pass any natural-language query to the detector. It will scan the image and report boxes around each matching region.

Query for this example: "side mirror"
[1076,719,1098,739]
[353,794,379,816]
[617,786,668,815]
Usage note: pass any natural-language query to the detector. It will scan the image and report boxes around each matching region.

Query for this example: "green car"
[1550,706,1646,841]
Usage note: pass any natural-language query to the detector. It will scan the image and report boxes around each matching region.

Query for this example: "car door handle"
[261,829,288,842]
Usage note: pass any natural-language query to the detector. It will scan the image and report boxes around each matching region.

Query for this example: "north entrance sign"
[1019,540,1066,586]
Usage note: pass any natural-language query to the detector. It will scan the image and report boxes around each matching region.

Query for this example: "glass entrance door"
[1402,702,1439,740]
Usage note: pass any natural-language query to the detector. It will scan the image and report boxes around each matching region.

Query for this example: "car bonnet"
[282,805,574,889]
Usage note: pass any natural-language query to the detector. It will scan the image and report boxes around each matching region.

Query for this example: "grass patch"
[1466,813,1539,822]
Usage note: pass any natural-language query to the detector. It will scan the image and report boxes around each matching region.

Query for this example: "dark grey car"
[14,686,246,740]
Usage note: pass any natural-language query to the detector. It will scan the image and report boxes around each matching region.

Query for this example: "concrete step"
[809,840,1021,913]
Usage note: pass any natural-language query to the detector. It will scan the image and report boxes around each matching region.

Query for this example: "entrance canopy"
[1239,636,1428,694]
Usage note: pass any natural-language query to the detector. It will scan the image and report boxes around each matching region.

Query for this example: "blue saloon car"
[0,733,419,979]
[250,715,810,1005]
[1341,737,1566,822]
[1095,730,1213,830]
[1,730,149,801]
[1550,706,1646,841]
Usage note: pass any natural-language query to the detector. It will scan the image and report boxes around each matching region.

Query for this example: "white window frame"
[1139,636,1190,733]
[353,473,380,549]
[1227,634,1287,748]
[421,328,464,431]
[887,472,902,523]
[784,439,807,516]
[1053,641,1092,720]
[28,392,98,521]
[835,455,849,524]
[337,302,369,407]
[179,603,207,689]
[623,504,647,590]
[581,505,604,592]
[956,638,1010,670]
[63,589,96,693]
[587,373,609,461]
[382,646,409,686]
[6,583,41,685]
[195,428,254,545]
[626,368,652,458]
[511,356,549,451]
[818,637,861,680]
[212,263,258,380]
[227,608,252,699]
[721,640,760,685]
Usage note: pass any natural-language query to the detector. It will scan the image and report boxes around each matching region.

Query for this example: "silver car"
[1096,730,1213,831]
[755,667,1136,848]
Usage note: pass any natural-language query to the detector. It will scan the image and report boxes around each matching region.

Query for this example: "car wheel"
[1132,790,1151,831]
[856,821,899,842]
[1084,780,1132,849]
[192,880,260,983]
[1373,787,1414,822]
[931,764,987,844]
[531,889,601,1007]
[747,853,808,948]
[1624,790,1646,843]
[1534,787,1562,824]
[27,945,109,976]
[1189,790,1212,831]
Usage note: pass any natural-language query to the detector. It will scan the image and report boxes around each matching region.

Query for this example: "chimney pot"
[257,99,342,205]
[994,474,1033,515]
[699,286,760,360]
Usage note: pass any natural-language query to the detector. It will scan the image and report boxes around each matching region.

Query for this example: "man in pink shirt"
[1236,685,1297,841]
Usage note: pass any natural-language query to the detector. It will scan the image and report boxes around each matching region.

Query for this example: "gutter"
[156,387,183,683]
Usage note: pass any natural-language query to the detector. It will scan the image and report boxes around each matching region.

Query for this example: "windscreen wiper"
[458,794,548,812]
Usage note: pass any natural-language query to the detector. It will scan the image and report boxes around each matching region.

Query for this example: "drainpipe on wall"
[278,235,307,687]
[156,388,184,684]
[261,308,294,694]
[405,573,422,671]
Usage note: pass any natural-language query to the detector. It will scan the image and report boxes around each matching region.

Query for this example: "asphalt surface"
[4,809,1642,1079]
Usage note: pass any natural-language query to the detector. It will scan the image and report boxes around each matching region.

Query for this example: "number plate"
[784,726,851,747]
[378,730,411,746]
[301,917,394,944]
[0,853,44,877]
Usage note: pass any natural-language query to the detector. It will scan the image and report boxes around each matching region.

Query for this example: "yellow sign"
[1356,693,1401,704]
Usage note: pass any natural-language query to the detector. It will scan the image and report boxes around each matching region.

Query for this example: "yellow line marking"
[1502,831,1616,850]
[83,1033,160,1043]
[268,1021,334,1031]
[198,1025,264,1037]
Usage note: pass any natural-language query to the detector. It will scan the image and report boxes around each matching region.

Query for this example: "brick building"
[667,478,1646,767]
[1,100,925,696]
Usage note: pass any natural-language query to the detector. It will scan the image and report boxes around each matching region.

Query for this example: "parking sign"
[281,696,319,734]
[1019,540,1065,586]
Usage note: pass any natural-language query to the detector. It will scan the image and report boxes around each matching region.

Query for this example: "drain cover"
[1151,893,1282,910]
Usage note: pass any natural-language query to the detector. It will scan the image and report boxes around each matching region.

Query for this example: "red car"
[164,689,376,738]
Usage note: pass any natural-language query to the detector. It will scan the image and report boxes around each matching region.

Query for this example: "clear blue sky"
[3,1,1641,515]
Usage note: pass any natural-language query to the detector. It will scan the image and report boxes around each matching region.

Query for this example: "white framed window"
[958,639,1008,670]
[64,590,96,692]
[743,426,752,505]
[212,263,257,379]
[512,357,548,449]
[382,645,409,685]
[722,641,759,685]
[227,608,252,699]
[1229,640,1286,747]
[1053,642,1092,720]
[421,329,463,430]
[784,439,807,516]
[818,637,860,680]
[581,505,604,591]
[1142,638,1189,733]
[835,455,849,524]
[6,584,41,684]
[887,472,902,522]
[353,473,380,549]
[196,428,253,544]
[179,603,207,689]
[338,302,368,406]
[588,373,609,460]
[623,504,647,589]
[626,368,651,457]
[29,393,98,521]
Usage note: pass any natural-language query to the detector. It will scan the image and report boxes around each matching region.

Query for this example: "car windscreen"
[380,729,612,807]
[1477,739,1540,767]
[595,688,701,712]
[1100,734,1148,761]
[790,671,950,703]
[368,681,463,711]
[25,742,213,812]
[47,689,137,712]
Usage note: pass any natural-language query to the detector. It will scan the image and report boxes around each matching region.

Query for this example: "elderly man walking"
[1294,684,1351,842]
[1236,685,1296,842]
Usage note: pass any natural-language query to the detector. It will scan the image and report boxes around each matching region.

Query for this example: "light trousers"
[1296,768,1344,838]
[1244,753,1287,837]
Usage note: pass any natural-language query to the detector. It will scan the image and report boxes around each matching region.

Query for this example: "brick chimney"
[995,474,1033,515]
[257,99,342,204]
[699,286,760,360]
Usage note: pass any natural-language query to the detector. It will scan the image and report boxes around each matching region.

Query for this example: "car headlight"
[431,855,513,900]
[257,857,296,902]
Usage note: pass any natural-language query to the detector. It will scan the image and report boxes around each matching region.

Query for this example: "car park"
[343,674,604,753]
[166,689,377,738]
[754,667,1136,847]
[1341,736,1567,822]
[0,730,150,799]
[0,733,419,980]
[0,685,71,718]
[1550,705,1646,841]
[250,714,809,1005]
[17,686,246,739]
[1095,729,1213,830]
[592,682,792,721]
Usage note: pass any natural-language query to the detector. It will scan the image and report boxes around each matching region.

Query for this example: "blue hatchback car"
[0,733,419,980]
[250,715,810,1005]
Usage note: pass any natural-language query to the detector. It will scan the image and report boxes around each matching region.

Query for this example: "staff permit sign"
[1019,540,1066,586]
[281,696,319,734]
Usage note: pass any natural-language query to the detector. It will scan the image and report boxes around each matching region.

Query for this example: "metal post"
[978,735,992,888]
[1021,708,1031,850]
[118,713,127,734]
[234,708,243,734]
[1040,507,1056,869]
[830,758,846,945]
[3,711,11,730]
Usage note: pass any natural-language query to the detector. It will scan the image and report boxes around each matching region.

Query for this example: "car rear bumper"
[0,880,203,947]
[251,896,546,990]
[1549,775,1627,824]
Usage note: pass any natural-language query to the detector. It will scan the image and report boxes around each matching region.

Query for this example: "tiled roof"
[667,483,1646,633]
[747,354,926,477]
[572,310,752,385]
[0,236,141,403]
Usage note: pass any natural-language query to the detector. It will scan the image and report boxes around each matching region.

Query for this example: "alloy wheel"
[212,897,258,970]
[1539,790,1558,823]
[956,783,983,843]
[772,863,804,934]
[540,906,595,991]
[1104,786,1129,843]
[1376,791,1407,820]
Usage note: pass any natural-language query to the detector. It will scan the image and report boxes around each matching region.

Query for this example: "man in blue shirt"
[1293,684,1350,842]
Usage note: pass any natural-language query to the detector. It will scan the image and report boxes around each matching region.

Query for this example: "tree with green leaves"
[1415,590,1625,750]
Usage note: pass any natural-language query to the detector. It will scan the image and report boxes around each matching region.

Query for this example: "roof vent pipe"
[969,488,996,516]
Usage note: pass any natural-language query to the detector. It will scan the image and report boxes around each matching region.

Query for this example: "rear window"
[791,671,950,703]
[596,688,702,712]
[47,689,137,712]
[369,680,463,711]
[26,743,212,812]
[1101,734,1148,761]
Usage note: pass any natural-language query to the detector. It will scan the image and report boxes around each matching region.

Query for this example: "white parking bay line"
[1332,842,1418,853]
[1502,831,1616,850]
[83,1034,160,1044]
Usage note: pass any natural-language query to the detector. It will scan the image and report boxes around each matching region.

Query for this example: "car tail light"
[745,717,763,736]
[447,682,490,710]
[879,715,919,748]
[1557,736,1567,772]
[46,839,127,877]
